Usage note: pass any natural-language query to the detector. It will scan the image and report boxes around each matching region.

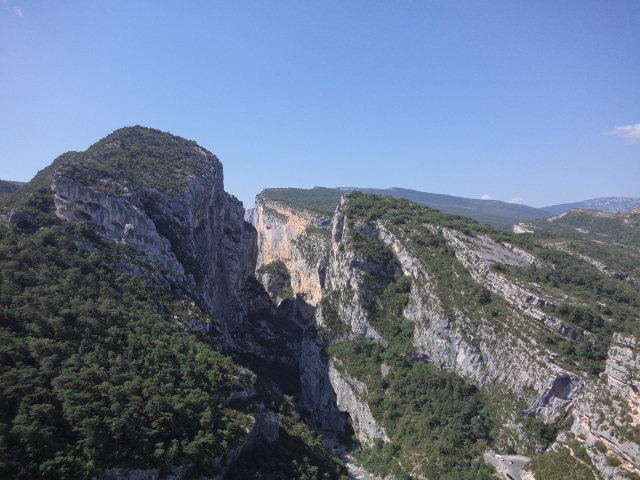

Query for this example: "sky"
[1,1,639,208]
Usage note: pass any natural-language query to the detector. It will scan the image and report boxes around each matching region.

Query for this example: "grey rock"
[329,363,389,446]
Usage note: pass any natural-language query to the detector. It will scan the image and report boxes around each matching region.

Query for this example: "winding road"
[483,452,530,480]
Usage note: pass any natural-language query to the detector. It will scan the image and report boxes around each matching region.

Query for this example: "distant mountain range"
[541,197,640,215]
[338,187,549,229]
[259,187,640,229]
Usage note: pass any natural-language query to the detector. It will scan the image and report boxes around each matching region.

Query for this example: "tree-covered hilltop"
[258,187,344,216]
[57,126,218,196]
[2,126,217,209]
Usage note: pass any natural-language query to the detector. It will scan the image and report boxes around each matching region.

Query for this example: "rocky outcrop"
[373,224,584,421]
[298,333,348,434]
[441,228,583,339]
[570,334,640,480]
[605,335,640,407]
[320,206,382,339]
[549,242,637,284]
[329,363,389,446]
[52,152,257,345]
[251,198,331,306]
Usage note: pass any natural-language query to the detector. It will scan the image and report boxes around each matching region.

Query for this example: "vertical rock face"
[328,363,389,446]
[327,201,583,422]
[571,334,640,480]
[251,190,640,480]
[321,207,382,339]
[252,193,585,448]
[51,132,257,343]
[297,334,348,434]
[251,198,331,306]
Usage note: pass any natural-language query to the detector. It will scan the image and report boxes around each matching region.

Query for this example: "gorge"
[1,126,638,480]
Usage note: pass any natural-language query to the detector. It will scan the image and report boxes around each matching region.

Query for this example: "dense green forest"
[0,221,255,478]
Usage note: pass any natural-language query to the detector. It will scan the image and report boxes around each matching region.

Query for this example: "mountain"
[0,179,25,199]
[253,188,640,480]
[258,186,550,229]
[542,196,640,215]
[0,126,347,480]
[1,126,639,480]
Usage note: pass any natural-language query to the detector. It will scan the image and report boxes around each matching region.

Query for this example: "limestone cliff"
[50,133,256,345]
[251,196,331,306]
[252,190,640,479]
[0,126,350,480]
[570,334,640,479]
[329,363,389,446]
[26,125,638,480]
[319,197,583,424]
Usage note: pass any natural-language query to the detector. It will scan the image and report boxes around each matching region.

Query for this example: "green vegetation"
[0,222,253,479]
[259,187,343,216]
[318,291,352,340]
[520,417,559,449]
[323,212,494,478]
[342,190,498,234]
[330,338,494,480]
[259,186,550,229]
[293,226,331,268]
[257,260,294,301]
[503,245,640,373]
[58,126,213,197]
[0,158,64,228]
[257,259,290,277]
[0,129,351,479]
[528,209,640,249]
[228,398,348,480]
[566,239,640,280]
[343,192,514,325]
[527,447,598,480]
[353,187,550,229]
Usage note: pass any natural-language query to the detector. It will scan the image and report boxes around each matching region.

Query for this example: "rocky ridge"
[3,126,639,480]
[0,127,348,480]
[51,153,257,347]
[569,334,640,479]
[252,190,640,479]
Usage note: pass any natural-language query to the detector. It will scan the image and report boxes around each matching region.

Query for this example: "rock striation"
[251,197,331,306]
[51,148,256,345]
[20,126,639,479]
[570,334,640,479]
[329,363,389,446]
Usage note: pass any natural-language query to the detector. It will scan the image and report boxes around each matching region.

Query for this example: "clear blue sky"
[1,1,639,208]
